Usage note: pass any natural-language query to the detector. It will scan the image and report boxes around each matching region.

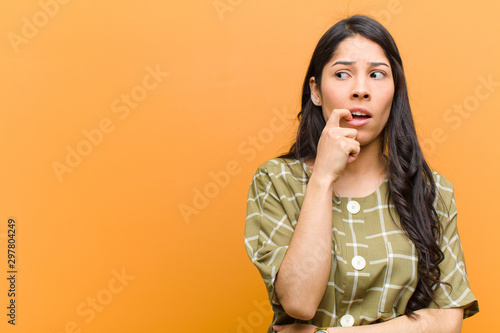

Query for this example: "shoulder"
[253,157,306,175]
[252,157,310,184]
[430,170,455,198]
[430,170,456,217]
[249,157,309,194]
[431,170,454,191]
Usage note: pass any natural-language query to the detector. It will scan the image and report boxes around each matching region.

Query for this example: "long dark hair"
[280,15,445,316]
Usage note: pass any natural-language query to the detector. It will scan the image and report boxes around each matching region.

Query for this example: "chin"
[358,134,384,148]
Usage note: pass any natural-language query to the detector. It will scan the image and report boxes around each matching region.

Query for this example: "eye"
[335,71,350,79]
[370,71,386,79]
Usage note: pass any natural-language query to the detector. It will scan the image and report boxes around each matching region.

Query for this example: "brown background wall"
[1,0,497,332]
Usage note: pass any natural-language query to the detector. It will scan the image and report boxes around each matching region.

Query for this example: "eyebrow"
[332,61,390,67]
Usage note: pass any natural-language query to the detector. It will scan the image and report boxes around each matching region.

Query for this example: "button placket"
[340,314,355,327]
[347,200,360,214]
[351,255,366,270]
[339,198,366,327]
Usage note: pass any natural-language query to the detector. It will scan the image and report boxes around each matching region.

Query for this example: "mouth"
[347,107,372,127]
[349,107,372,120]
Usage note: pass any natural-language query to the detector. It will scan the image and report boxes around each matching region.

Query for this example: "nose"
[351,77,370,100]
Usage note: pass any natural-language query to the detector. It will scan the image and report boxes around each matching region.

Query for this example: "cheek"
[376,87,394,125]
[381,86,395,110]
[320,88,343,122]
[321,86,346,110]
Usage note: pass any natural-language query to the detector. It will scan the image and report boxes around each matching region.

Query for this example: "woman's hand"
[312,109,360,186]
[274,109,357,319]
[273,323,317,332]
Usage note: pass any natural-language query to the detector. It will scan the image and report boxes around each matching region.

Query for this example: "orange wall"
[0,1,498,332]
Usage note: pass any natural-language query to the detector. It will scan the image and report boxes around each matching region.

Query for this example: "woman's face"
[310,35,395,148]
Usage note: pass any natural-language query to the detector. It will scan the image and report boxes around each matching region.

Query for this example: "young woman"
[244,15,478,333]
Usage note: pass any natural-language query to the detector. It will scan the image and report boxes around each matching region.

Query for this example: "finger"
[273,325,283,332]
[334,127,358,139]
[347,141,361,163]
[321,127,357,142]
[338,137,358,154]
[326,108,353,127]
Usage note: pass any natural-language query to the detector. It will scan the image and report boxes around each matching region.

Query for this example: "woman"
[244,15,478,333]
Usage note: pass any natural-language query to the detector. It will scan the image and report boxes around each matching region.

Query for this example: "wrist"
[308,173,337,194]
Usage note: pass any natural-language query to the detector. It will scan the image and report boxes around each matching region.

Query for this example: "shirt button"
[347,200,360,214]
[340,314,355,327]
[352,255,366,270]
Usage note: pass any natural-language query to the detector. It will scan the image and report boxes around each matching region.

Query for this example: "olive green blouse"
[244,158,478,332]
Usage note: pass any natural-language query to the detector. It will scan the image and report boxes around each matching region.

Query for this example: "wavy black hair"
[279,15,445,316]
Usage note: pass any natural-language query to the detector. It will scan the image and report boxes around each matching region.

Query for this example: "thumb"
[273,325,283,332]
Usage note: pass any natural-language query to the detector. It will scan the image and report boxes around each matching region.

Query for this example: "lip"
[347,107,372,127]
[349,107,372,117]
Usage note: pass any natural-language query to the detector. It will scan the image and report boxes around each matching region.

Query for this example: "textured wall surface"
[0,0,497,332]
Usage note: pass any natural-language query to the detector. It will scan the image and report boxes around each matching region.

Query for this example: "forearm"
[329,308,464,333]
[275,174,335,319]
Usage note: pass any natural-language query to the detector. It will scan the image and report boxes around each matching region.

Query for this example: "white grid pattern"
[244,158,478,331]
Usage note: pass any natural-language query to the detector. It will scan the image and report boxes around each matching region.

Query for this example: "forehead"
[332,35,388,62]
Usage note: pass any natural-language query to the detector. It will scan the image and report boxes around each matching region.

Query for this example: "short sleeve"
[429,177,479,318]
[244,165,297,307]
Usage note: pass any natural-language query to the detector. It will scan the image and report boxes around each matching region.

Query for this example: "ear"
[309,77,321,105]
